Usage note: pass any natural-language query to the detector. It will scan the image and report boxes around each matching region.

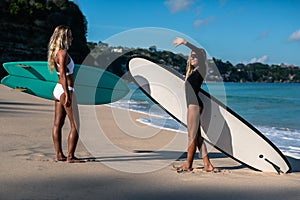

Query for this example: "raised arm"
[172,37,203,53]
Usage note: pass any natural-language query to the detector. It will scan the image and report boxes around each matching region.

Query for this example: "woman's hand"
[173,37,187,47]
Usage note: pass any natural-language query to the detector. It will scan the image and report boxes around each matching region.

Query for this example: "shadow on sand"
[79,150,246,171]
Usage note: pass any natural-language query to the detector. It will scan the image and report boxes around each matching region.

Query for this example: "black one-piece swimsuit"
[185,68,204,108]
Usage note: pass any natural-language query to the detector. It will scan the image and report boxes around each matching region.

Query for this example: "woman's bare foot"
[55,154,67,162]
[66,156,84,163]
[203,164,220,172]
[173,163,193,173]
[203,164,214,172]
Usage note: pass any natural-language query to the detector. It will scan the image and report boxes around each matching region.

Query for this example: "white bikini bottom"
[53,83,74,101]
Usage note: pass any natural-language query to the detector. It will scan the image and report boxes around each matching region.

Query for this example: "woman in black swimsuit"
[173,37,215,172]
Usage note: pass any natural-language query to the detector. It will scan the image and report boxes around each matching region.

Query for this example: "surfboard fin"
[12,87,28,92]
[264,158,284,175]
[259,154,283,174]
[16,64,31,68]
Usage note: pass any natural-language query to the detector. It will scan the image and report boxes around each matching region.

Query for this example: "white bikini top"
[56,56,74,76]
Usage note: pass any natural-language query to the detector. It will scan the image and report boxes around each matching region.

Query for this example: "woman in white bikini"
[48,25,80,163]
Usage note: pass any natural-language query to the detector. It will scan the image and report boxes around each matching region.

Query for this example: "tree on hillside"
[0,0,89,66]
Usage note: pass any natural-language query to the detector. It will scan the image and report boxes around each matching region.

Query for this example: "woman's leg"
[196,135,214,171]
[60,92,79,162]
[178,104,201,170]
[52,100,67,161]
[178,104,215,171]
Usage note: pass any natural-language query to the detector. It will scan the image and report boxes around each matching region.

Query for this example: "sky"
[72,0,300,66]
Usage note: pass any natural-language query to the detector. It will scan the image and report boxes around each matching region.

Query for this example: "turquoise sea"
[109,82,300,159]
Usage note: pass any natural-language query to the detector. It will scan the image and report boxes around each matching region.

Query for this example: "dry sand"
[1,84,300,200]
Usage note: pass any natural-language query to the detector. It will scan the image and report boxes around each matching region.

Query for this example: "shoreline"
[1,84,300,200]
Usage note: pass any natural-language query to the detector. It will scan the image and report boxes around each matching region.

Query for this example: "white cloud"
[289,29,300,41]
[194,17,215,28]
[250,55,269,63]
[164,0,194,13]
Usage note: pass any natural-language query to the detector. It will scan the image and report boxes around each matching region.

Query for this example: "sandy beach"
[1,84,300,200]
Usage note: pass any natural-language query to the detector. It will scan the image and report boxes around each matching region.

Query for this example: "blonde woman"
[48,25,80,163]
[173,37,215,172]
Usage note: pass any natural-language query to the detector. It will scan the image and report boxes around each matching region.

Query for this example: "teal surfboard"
[1,61,129,104]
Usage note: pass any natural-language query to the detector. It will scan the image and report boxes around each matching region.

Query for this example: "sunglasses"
[190,54,198,59]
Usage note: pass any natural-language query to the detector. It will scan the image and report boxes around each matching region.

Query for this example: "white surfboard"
[127,57,291,173]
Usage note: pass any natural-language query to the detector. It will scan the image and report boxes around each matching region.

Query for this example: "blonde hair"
[47,25,71,72]
[185,49,207,80]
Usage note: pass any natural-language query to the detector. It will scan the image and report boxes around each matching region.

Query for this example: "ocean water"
[109,82,300,159]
